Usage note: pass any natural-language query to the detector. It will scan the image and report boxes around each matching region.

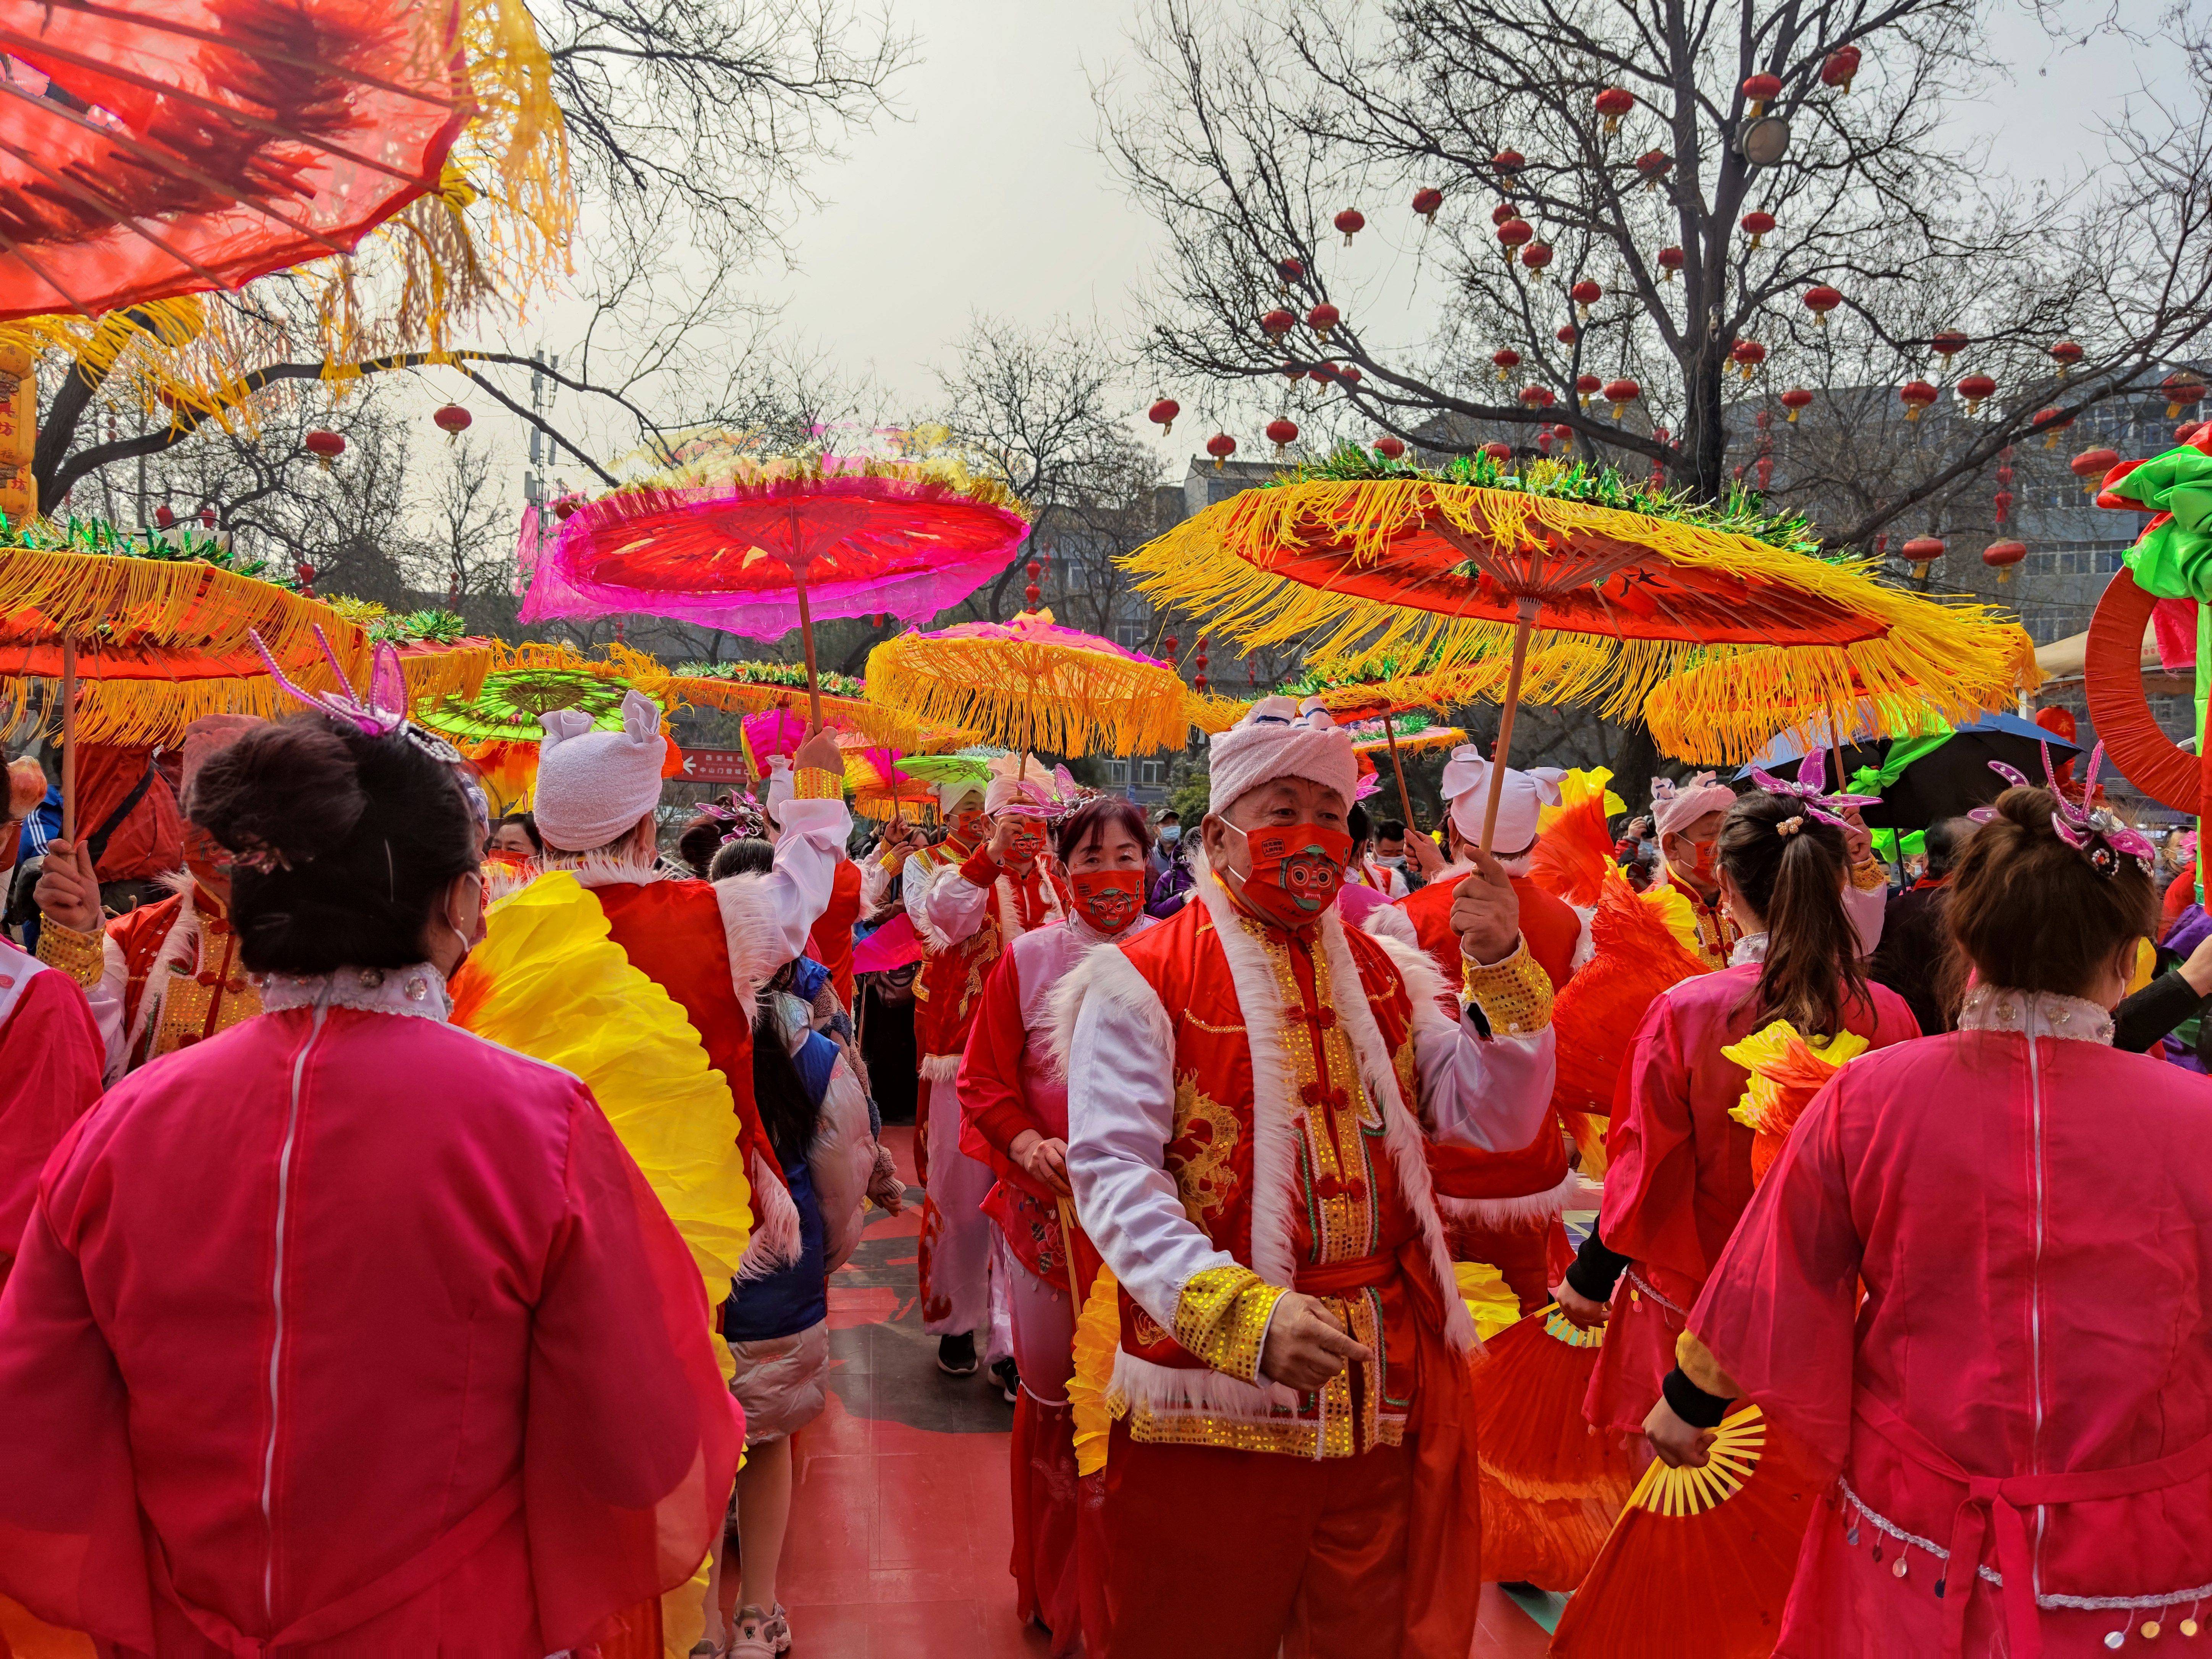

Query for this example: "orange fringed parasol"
[1473,1306,1640,1591]
[1549,1405,1822,1659]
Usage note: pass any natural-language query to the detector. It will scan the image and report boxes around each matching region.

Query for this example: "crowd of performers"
[0,669,2209,1659]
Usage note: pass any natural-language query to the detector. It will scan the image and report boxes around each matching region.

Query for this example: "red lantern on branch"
[1594,87,1635,133]
[1413,186,1444,222]
[1602,377,1640,418]
[153,503,174,528]
[1803,285,1842,324]
[303,429,345,470]
[1742,72,1783,115]
[1901,534,1946,576]
[1338,365,1363,387]
[1491,347,1522,381]
[1657,245,1685,282]
[1374,435,1406,459]
[1575,373,1602,407]
[1265,417,1300,455]
[1956,371,1996,414]
[1556,323,1579,346]
[2163,372,2206,418]
[433,404,472,441]
[1740,210,1775,249]
[1536,428,1554,456]
[1307,303,1340,340]
[2049,339,2084,376]
[1497,217,1533,262]
[2071,446,2120,492]
[1483,440,1514,463]
[1729,339,1767,380]
[294,562,315,596]
[1636,149,1672,189]
[1520,241,1554,277]
[1993,489,2012,526]
[1780,386,1814,421]
[1822,45,1861,92]
[1492,202,1519,226]
[1276,257,1304,289]
[1206,433,1237,471]
[1282,364,1306,382]
[1261,307,1296,337]
[1024,558,1043,609]
[1518,384,1556,409]
[1982,539,2027,583]
[1570,277,1602,319]
[1333,208,1366,245]
[1900,380,1939,420]
[1493,149,1526,179]
[1930,329,1969,366]
[1148,398,1180,434]
[2034,405,2072,448]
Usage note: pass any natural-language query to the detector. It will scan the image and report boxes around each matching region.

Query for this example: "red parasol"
[519,454,1030,729]
[0,0,477,320]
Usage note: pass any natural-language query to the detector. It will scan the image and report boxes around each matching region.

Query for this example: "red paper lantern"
[1556,323,1579,346]
[1956,371,1996,414]
[1900,380,1939,420]
[1740,210,1775,250]
[1520,241,1554,276]
[1276,257,1305,288]
[1266,417,1300,454]
[1570,277,1602,319]
[2049,340,2084,375]
[1594,87,1635,133]
[1982,538,2027,583]
[2180,421,2205,445]
[1374,435,1406,459]
[1163,635,1179,656]
[1822,45,1861,92]
[1205,433,1237,471]
[154,503,174,528]
[1729,339,1767,379]
[1310,361,1339,383]
[1491,347,1522,382]
[1492,149,1525,178]
[1496,217,1533,262]
[1334,208,1366,245]
[2034,405,2072,448]
[2163,372,2206,418]
[1536,428,1554,456]
[1657,245,1685,281]
[1742,72,1783,115]
[1261,307,1296,337]
[2071,446,2120,492]
[1900,535,1946,574]
[1575,373,1602,407]
[303,428,345,470]
[1338,365,1363,386]
[1025,559,1042,579]
[200,506,216,529]
[1780,386,1814,421]
[1412,187,1444,222]
[1306,303,1340,340]
[433,404,472,440]
[1802,285,1842,325]
[1518,384,1556,409]
[1602,377,1640,418]
[1282,364,1307,382]
[551,495,580,520]
[1930,329,1969,364]
[1993,489,2012,525]
[1483,440,1514,462]
[1492,202,1519,227]
[1636,149,1672,189]
[294,562,315,596]
[1148,398,1180,434]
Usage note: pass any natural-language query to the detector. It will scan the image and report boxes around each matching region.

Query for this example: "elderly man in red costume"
[906,760,1072,1379]
[1061,698,1559,1659]
[1647,770,1746,970]
[31,714,267,1080]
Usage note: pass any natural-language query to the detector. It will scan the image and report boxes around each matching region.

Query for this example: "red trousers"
[1101,1424,1413,1659]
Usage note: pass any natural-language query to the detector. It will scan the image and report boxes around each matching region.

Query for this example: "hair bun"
[189,719,369,867]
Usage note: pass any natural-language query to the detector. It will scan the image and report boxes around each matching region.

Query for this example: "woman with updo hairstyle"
[954,791,1156,1655]
[0,711,741,1656]
[1642,789,2212,1654]
[1558,788,1920,1441]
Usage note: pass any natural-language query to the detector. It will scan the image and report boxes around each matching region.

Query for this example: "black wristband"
[1661,1364,1733,1429]
[1563,1229,1631,1305]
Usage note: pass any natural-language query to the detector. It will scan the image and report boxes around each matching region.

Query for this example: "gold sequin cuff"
[1173,1264,1287,1386]
[795,766,843,800]
[1462,939,1553,1036]
[35,919,104,987]
[1849,856,1888,893]
[1675,1328,1740,1399]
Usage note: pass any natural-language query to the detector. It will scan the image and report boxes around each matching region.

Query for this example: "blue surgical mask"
[1160,825,1181,844]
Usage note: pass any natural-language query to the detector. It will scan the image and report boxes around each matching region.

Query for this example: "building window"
[1138,759,1166,786]
[1116,622,1145,650]
[1098,759,1129,784]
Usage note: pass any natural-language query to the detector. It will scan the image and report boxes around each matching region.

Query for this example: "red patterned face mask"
[1004,818,1048,863]
[1069,867,1144,934]
[1225,820,1353,928]
[951,809,988,844]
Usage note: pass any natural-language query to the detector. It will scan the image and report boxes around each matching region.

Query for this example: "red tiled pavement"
[750,1126,1554,1657]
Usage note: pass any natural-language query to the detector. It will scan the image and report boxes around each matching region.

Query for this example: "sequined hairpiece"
[1747,745,1881,832]
[1968,744,2155,876]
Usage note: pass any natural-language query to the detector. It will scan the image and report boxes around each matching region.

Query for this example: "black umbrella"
[1737,713,2080,832]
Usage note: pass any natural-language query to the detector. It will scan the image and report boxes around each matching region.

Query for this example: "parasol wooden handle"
[1382,715,1417,830]
[1477,595,1543,854]
[785,505,826,733]
[60,637,77,844]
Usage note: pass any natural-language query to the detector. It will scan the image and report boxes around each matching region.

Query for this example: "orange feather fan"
[1548,1405,1822,1658]
[1474,1307,1640,1589]
[1550,877,1710,1124]
[1525,784,1619,909]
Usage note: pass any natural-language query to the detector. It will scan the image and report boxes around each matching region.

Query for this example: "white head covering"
[1207,696,1357,815]
[1439,744,1566,861]
[1650,772,1736,839]
[984,754,1057,817]
[533,689,667,851]
[939,778,984,815]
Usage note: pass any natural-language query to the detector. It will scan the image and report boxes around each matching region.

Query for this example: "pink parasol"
[518,454,1031,728]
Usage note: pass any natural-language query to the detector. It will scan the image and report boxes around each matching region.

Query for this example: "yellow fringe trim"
[1351,723,1465,757]
[1067,1263,1122,1478]
[1123,480,2037,763]
[604,449,1032,522]
[865,621,1191,758]
[453,872,753,1379]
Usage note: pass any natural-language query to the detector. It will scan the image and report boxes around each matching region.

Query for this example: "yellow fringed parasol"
[630,651,934,750]
[1125,457,2029,845]
[417,639,674,813]
[865,607,1192,758]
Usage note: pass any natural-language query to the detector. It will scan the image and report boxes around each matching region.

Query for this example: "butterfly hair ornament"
[1969,742,2154,877]
[1745,745,1881,831]
[248,625,490,833]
